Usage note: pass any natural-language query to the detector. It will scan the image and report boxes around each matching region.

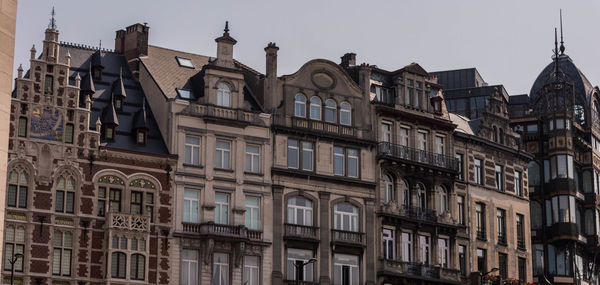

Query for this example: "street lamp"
[480,267,499,285]
[295,258,317,285]
[9,253,23,285]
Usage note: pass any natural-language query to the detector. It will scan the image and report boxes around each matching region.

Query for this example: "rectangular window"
[419,235,430,265]
[185,136,200,165]
[495,164,504,191]
[243,256,260,285]
[474,158,483,185]
[97,187,106,217]
[52,231,72,276]
[109,188,121,212]
[176,56,195,68]
[18,117,27,137]
[131,191,143,215]
[245,196,260,230]
[438,238,449,268]
[55,191,74,214]
[477,248,486,272]
[518,257,526,281]
[381,122,391,142]
[417,131,427,151]
[4,226,24,272]
[435,135,445,155]
[216,140,231,169]
[334,147,345,176]
[347,149,359,178]
[498,253,508,279]
[64,123,74,144]
[287,139,299,169]
[181,249,199,285]
[215,193,229,225]
[177,88,193,99]
[476,203,486,239]
[45,75,54,94]
[399,127,409,146]
[212,253,229,285]
[457,196,465,225]
[245,144,260,173]
[456,153,464,180]
[287,248,314,281]
[401,232,413,262]
[333,254,359,285]
[383,229,395,260]
[533,244,544,275]
[183,190,199,223]
[459,245,466,276]
[287,198,313,226]
[497,209,506,244]
[301,142,314,171]
[516,214,525,249]
[515,170,522,196]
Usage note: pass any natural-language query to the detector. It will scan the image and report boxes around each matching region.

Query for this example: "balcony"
[380,259,461,282]
[284,223,320,241]
[377,142,458,172]
[331,229,365,246]
[291,117,356,137]
[108,212,150,232]
[400,206,438,223]
[497,235,507,245]
[477,231,487,241]
[180,222,263,241]
[181,104,267,127]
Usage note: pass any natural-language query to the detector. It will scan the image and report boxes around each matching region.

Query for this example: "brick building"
[4,21,175,284]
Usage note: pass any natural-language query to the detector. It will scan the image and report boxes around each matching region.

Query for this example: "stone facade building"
[4,22,175,285]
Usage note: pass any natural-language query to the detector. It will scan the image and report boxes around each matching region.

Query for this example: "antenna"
[554,28,559,78]
[99,40,102,51]
[559,9,565,54]
[48,7,57,29]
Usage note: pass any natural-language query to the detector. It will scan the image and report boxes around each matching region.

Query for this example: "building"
[133,23,273,285]
[4,20,175,285]
[509,39,600,284]
[450,89,532,284]
[342,55,464,284]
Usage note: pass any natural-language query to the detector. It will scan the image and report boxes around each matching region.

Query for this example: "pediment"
[282,59,363,98]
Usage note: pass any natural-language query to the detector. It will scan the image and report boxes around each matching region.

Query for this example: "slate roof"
[449,113,475,135]
[139,45,263,112]
[56,43,169,155]
[509,94,529,105]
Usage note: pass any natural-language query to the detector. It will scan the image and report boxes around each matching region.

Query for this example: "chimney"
[340,53,356,68]
[114,23,149,79]
[263,42,279,111]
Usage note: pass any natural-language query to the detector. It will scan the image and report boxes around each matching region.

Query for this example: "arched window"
[340,102,352,126]
[530,201,542,230]
[131,254,145,280]
[585,209,595,235]
[439,186,448,213]
[310,96,322,120]
[416,183,427,210]
[294,94,306,118]
[111,252,127,278]
[528,161,540,186]
[287,197,313,226]
[56,174,76,213]
[400,180,409,207]
[217,82,231,107]
[383,174,395,203]
[334,203,359,232]
[324,99,337,123]
[7,167,28,208]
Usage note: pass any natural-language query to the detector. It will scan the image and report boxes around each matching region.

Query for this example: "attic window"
[114,97,123,111]
[176,89,192,99]
[176,57,194,68]
[136,130,147,145]
[105,126,115,140]
[94,68,102,80]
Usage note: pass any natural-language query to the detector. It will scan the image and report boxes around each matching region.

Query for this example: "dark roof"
[509,94,529,105]
[402,63,429,77]
[101,96,119,125]
[91,50,103,68]
[430,68,486,90]
[80,65,95,94]
[57,43,169,155]
[443,85,509,102]
[530,54,594,106]
[112,70,127,98]
[133,101,148,129]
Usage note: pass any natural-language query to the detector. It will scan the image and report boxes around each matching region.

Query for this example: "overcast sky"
[13,0,600,95]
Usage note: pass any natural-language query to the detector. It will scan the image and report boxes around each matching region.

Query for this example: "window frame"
[245,144,261,173]
[215,140,232,170]
[309,96,322,121]
[216,82,232,108]
[214,192,230,225]
[18,117,27,137]
[245,196,261,230]
[185,135,201,165]
[294,94,307,118]
[55,175,75,214]
[7,168,28,209]
[324,99,337,123]
[334,203,359,232]
[183,189,200,223]
[339,102,352,126]
[287,197,313,226]
[474,158,483,185]
[382,228,395,260]
[495,164,504,191]
[212,253,230,285]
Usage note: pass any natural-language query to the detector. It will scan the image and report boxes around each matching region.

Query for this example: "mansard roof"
[57,43,168,155]
[80,65,95,93]
[139,45,263,112]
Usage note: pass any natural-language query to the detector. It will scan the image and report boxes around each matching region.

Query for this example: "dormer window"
[216,82,231,107]
[105,126,115,140]
[93,68,102,80]
[176,88,193,99]
[176,57,194,68]
[114,97,123,111]
[136,130,147,145]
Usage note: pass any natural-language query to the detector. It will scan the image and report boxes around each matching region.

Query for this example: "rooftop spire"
[48,7,57,29]
[224,21,229,34]
[554,28,559,78]
[559,9,565,55]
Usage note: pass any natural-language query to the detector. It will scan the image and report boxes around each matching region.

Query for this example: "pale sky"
[13,0,600,95]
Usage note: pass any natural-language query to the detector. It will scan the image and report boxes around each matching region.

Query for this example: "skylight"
[177,88,192,99]
[176,56,194,68]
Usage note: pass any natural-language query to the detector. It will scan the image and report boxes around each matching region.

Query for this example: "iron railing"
[377,142,458,171]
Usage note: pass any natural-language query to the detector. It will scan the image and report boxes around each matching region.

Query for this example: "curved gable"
[281,59,363,98]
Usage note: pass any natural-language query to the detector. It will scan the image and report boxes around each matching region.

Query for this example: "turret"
[43,8,60,63]
[214,21,237,68]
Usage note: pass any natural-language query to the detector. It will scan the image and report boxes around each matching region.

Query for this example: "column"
[271,186,283,285]
[365,198,376,285]
[319,192,331,285]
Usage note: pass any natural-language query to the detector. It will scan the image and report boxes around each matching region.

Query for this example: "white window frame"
[340,102,352,126]
[301,142,314,171]
[212,253,229,285]
[334,203,359,232]
[181,249,199,285]
[333,254,359,285]
[245,144,260,173]
[435,135,445,155]
[309,96,322,120]
[245,196,260,230]
[52,230,72,276]
[439,186,448,213]
[381,122,392,142]
[243,256,260,285]
[399,127,409,146]
[347,149,359,178]
[216,140,231,169]
[384,174,394,203]
[185,135,200,165]
[294,94,306,118]
[419,235,431,265]
[216,82,231,107]
[474,158,483,185]
[334,147,345,176]
[325,99,337,123]
[287,248,314,281]
[401,232,413,262]
[438,238,449,268]
[495,164,504,191]
[287,197,313,226]
[383,228,395,260]
[184,189,199,223]
[215,193,230,225]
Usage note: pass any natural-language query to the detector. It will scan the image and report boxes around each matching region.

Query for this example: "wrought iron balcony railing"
[377,142,458,172]
[399,206,438,223]
[284,223,319,240]
[477,230,487,241]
